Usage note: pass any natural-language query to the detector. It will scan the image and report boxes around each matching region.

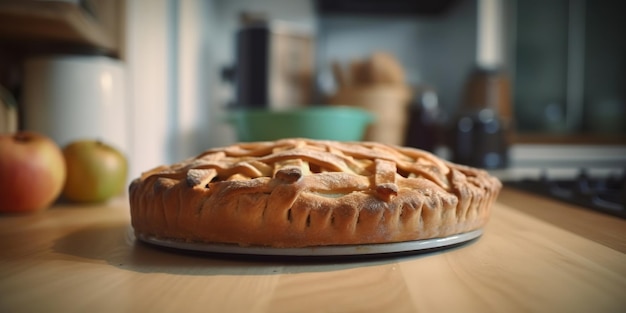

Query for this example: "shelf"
[0,1,117,54]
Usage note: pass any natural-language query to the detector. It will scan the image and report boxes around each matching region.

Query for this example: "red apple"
[0,131,66,213]
[62,140,128,203]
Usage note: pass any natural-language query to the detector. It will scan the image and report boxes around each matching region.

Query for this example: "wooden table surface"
[1,188,625,313]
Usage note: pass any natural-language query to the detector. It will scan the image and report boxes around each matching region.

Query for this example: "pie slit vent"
[129,138,501,248]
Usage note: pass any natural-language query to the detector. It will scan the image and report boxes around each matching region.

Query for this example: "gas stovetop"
[507,169,626,219]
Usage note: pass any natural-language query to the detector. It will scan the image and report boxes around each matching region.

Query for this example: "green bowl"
[226,106,374,142]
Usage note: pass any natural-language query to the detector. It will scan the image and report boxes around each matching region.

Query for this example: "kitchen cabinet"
[1,188,625,313]
[0,0,124,57]
[513,0,626,136]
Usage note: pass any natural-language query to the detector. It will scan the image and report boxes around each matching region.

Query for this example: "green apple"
[62,140,128,203]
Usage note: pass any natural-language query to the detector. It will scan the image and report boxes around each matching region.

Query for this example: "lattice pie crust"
[129,139,501,248]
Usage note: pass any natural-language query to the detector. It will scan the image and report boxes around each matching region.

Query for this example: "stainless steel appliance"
[509,170,626,219]
[231,17,314,109]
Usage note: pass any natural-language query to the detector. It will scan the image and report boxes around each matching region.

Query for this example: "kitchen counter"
[1,188,625,313]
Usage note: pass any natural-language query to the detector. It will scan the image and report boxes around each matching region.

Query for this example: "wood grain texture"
[0,189,625,313]
[498,188,626,252]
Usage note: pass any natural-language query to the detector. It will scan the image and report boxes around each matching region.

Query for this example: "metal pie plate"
[135,229,483,257]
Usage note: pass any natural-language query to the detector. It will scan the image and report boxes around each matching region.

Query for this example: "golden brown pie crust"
[129,139,501,248]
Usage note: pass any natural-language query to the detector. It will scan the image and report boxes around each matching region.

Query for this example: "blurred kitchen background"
[1,0,625,183]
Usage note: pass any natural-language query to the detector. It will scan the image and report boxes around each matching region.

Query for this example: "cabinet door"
[513,0,626,135]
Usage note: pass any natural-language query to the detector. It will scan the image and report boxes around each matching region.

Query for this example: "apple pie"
[129,138,501,248]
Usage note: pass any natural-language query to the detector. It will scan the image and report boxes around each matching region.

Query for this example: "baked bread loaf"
[129,138,501,248]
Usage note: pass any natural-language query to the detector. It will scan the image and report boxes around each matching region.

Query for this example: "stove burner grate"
[507,170,626,219]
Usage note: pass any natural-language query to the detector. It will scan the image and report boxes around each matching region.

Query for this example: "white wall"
[125,0,211,179]
[125,0,170,179]
[171,0,212,162]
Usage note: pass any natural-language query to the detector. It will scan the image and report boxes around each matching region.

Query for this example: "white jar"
[22,55,127,153]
